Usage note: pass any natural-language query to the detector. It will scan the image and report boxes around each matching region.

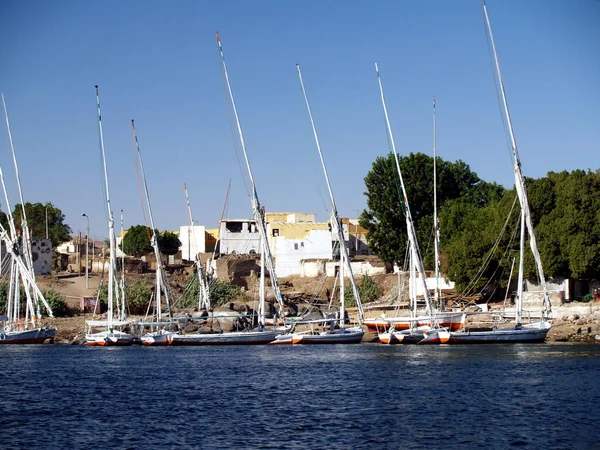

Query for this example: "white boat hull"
[378,327,429,345]
[0,327,56,344]
[140,330,176,346]
[420,321,551,345]
[86,330,136,347]
[271,327,364,345]
[168,329,283,345]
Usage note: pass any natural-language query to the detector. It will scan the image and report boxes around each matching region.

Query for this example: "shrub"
[0,281,29,315]
[0,282,7,314]
[177,273,202,309]
[43,288,69,317]
[126,279,152,314]
[177,274,242,310]
[344,274,382,307]
[209,279,243,307]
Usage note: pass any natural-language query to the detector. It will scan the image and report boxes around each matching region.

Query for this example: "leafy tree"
[439,192,517,293]
[360,152,503,267]
[121,225,153,257]
[158,231,181,256]
[0,202,71,246]
[439,169,600,295]
[532,170,600,280]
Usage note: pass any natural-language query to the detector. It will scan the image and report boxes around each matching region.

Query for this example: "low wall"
[300,259,387,278]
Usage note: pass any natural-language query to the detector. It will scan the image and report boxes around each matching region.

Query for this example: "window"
[300,242,304,248]
[294,243,298,250]
[226,222,243,233]
[273,229,279,237]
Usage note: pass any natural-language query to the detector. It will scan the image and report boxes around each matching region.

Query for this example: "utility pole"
[82,213,89,289]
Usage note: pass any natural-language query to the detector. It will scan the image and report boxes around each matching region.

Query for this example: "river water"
[1,343,598,449]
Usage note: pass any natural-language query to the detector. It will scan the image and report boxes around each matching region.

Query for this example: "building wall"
[265,212,316,224]
[179,225,206,261]
[267,224,332,277]
[32,238,52,275]
[0,239,52,276]
[219,220,260,255]
[300,259,387,278]
[205,228,219,253]
[346,219,370,256]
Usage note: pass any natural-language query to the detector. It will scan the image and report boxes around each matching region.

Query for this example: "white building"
[216,212,368,278]
[219,219,260,255]
[179,225,206,261]
[267,222,333,277]
[1,238,52,276]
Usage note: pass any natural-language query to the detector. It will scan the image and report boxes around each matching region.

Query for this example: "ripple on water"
[0,343,599,449]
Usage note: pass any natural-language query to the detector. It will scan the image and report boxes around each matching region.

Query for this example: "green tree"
[439,192,517,293]
[439,169,600,295]
[360,152,503,267]
[532,170,600,279]
[1,202,71,246]
[158,231,181,256]
[121,225,153,257]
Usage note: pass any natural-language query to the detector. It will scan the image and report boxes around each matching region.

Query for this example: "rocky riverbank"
[43,301,600,344]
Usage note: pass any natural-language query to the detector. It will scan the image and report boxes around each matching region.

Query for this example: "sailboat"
[420,1,552,344]
[364,64,460,345]
[168,33,286,345]
[270,65,365,345]
[0,94,56,344]
[85,86,135,346]
[129,120,177,346]
[366,96,464,340]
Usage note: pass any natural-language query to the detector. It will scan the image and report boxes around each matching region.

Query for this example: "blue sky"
[0,0,598,239]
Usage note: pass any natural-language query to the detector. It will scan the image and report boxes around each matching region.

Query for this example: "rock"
[184,320,198,333]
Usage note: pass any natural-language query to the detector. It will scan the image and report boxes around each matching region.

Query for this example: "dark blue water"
[1,343,599,449]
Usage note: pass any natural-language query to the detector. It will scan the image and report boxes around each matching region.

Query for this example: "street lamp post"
[82,213,89,289]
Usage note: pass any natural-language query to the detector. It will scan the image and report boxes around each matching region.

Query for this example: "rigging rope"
[461,193,518,299]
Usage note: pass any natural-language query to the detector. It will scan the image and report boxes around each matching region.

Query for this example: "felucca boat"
[367,93,464,342]
[420,1,552,344]
[168,33,287,345]
[362,64,450,345]
[270,65,365,345]
[85,86,135,347]
[0,94,56,344]
[129,120,177,346]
